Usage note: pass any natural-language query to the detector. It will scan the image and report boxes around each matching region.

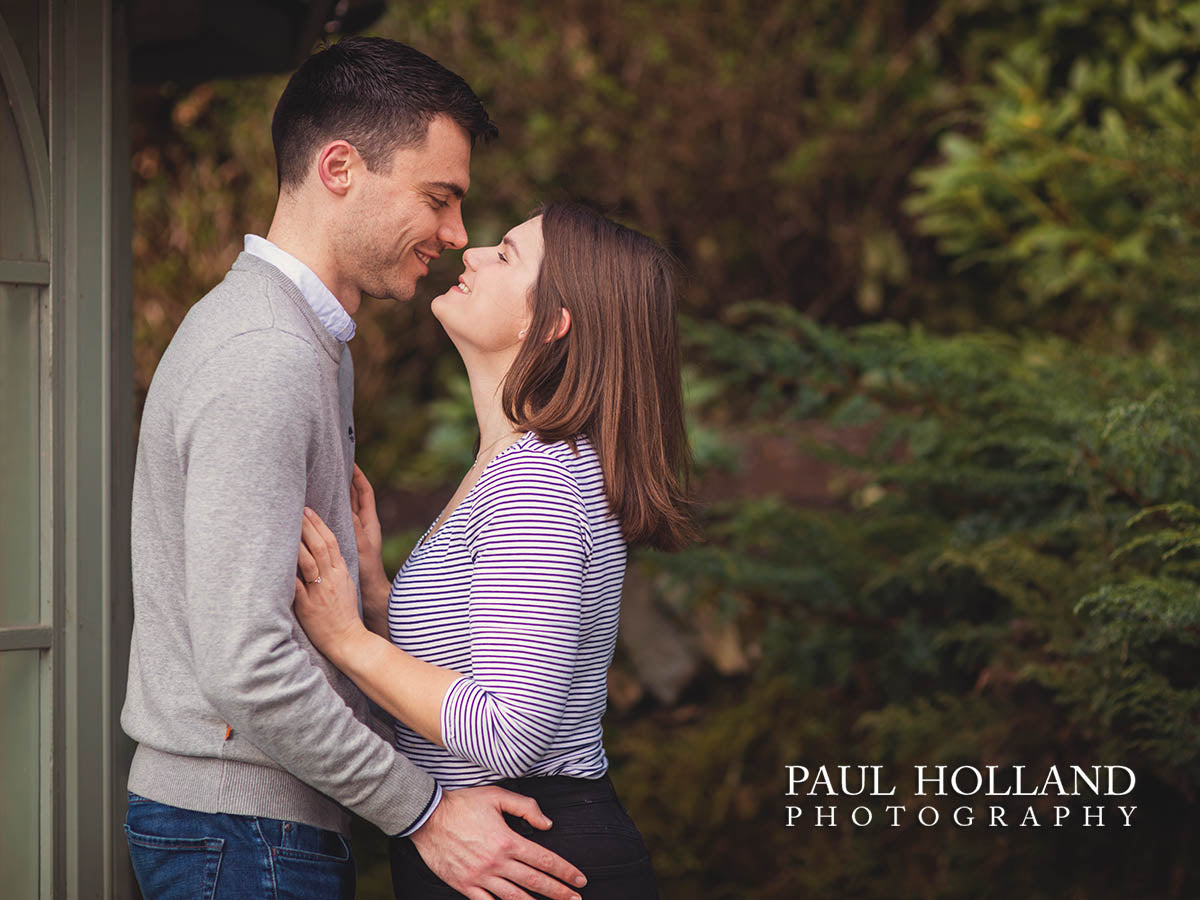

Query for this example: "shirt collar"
[243,235,356,343]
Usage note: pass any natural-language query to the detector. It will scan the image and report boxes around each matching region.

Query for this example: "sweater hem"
[127,744,351,835]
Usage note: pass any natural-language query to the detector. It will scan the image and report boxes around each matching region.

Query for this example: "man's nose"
[439,207,468,250]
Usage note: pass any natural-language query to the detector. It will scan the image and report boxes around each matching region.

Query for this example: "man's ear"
[316,140,356,196]
[546,307,571,342]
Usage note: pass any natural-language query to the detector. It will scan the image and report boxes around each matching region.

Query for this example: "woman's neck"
[464,352,521,450]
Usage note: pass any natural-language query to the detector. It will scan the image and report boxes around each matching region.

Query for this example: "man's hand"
[410,785,587,900]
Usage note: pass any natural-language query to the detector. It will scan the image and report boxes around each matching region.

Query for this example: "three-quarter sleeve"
[440,448,593,777]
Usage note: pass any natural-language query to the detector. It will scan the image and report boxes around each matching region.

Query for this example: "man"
[121,37,587,900]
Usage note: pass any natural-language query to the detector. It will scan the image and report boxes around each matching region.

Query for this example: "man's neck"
[265,219,361,317]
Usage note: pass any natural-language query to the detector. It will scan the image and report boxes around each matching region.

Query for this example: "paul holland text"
[783,765,1136,828]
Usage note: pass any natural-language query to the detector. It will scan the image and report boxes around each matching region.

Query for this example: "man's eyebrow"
[422,181,466,199]
[501,235,521,258]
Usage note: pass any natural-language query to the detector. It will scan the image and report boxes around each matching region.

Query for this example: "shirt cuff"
[439,675,474,759]
[394,782,443,837]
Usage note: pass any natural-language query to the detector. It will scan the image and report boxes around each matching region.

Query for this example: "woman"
[293,202,695,899]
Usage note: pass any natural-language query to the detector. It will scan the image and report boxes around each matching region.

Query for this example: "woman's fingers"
[349,478,366,531]
[300,509,336,573]
[297,540,320,583]
[293,577,312,621]
[353,463,371,492]
[305,506,343,557]
[353,465,377,514]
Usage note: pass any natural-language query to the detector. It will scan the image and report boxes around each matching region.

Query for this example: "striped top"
[388,432,627,788]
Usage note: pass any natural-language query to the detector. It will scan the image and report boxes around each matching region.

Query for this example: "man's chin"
[367,282,418,303]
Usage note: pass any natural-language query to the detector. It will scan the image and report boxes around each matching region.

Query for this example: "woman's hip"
[390,773,658,899]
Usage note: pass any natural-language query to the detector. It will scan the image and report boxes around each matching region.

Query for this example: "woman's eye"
[497,251,508,263]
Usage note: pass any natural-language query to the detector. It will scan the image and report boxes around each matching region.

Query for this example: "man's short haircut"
[271,36,498,191]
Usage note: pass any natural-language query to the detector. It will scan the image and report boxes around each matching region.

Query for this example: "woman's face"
[432,215,545,357]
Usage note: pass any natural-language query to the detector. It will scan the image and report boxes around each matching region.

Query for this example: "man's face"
[343,115,472,302]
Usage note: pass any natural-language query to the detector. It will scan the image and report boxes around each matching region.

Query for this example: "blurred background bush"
[132,1,1200,896]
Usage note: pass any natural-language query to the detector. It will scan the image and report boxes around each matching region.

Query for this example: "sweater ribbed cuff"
[393,783,443,838]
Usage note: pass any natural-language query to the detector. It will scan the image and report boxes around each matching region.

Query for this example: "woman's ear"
[547,308,571,343]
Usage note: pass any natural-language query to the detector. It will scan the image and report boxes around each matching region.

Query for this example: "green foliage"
[623,304,1200,894]
[621,125,1200,900]
[908,0,1200,338]
[130,0,1055,452]
[130,1,1200,896]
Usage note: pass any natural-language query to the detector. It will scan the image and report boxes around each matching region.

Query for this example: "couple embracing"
[121,36,694,900]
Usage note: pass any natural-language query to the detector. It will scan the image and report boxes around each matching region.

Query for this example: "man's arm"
[184,334,585,899]
[178,333,435,833]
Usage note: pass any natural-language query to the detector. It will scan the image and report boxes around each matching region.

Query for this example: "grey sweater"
[122,252,436,836]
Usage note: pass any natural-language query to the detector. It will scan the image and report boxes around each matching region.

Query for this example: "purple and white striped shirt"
[388,432,627,788]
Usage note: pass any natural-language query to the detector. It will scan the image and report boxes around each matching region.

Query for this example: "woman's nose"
[462,247,479,270]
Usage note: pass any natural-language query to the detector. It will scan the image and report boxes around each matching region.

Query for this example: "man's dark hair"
[271,37,498,191]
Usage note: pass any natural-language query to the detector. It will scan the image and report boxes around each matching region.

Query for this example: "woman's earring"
[518,327,528,339]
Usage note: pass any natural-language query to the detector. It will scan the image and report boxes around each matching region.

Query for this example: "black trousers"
[389,774,659,899]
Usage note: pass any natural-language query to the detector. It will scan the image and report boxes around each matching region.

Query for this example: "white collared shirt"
[243,235,356,343]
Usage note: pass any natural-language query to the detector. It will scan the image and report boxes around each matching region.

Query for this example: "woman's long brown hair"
[501,203,697,551]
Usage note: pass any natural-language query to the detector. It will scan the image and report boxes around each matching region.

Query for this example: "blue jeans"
[124,793,355,900]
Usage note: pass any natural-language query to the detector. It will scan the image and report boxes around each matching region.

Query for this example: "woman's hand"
[294,506,370,666]
[350,465,391,631]
[296,505,464,748]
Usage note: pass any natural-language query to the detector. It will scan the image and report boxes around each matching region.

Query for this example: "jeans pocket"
[262,822,356,900]
[124,824,224,900]
[502,812,652,873]
[259,819,352,863]
[270,832,351,864]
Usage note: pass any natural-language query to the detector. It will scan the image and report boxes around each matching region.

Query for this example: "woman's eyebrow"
[501,235,521,258]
